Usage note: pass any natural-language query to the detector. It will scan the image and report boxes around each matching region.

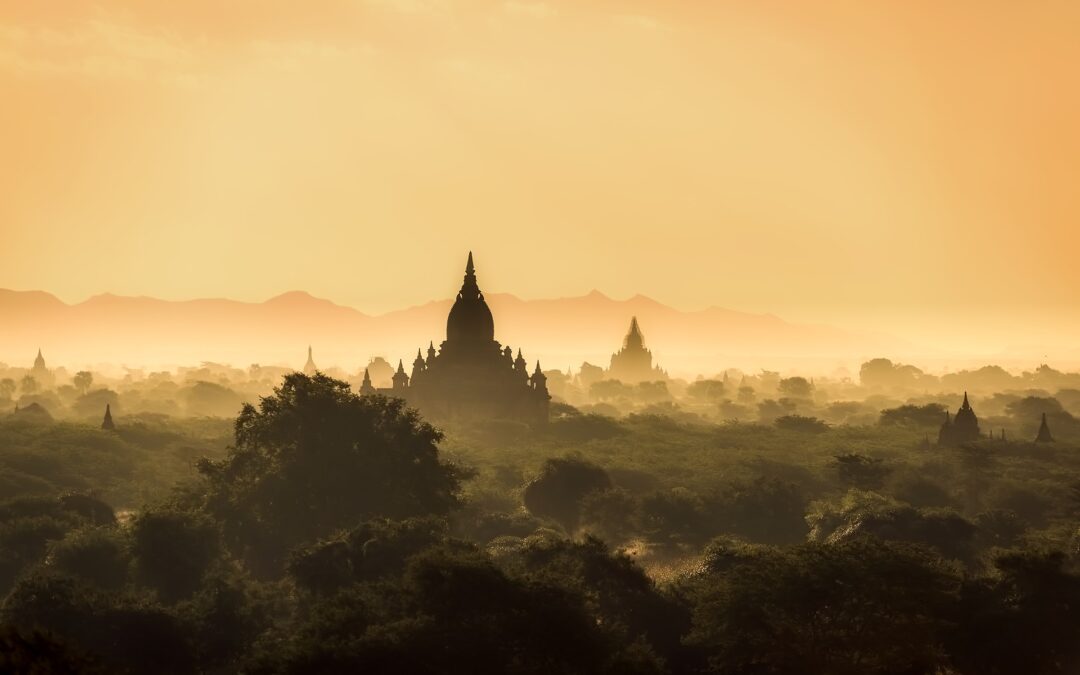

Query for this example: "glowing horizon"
[2,1,1078,356]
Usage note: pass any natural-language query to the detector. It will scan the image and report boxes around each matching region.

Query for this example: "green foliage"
[948,550,1080,674]
[72,388,119,419]
[774,414,829,433]
[686,379,725,401]
[1,573,196,674]
[0,495,113,594]
[523,456,611,532]
[3,371,1080,672]
[198,373,465,576]
[879,402,948,428]
[777,376,813,400]
[131,508,220,601]
[48,526,130,590]
[808,490,977,562]
[0,624,105,674]
[545,413,626,442]
[181,381,245,417]
[686,539,959,674]
[833,452,891,489]
[0,415,231,506]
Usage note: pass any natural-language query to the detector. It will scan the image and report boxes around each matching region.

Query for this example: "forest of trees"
[3,370,1080,673]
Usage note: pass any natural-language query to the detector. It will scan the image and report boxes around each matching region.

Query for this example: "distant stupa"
[32,348,46,373]
[101,404,116,431]
[1034,413,1054,443]
[359,368,375,395]
[303,346,318,376]
[30,348,54,386]
[607,316,667,383]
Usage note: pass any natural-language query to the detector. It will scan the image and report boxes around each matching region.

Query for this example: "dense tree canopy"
[197,373,465,575]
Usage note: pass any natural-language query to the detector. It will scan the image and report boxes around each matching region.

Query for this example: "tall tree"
[197,373,464,576]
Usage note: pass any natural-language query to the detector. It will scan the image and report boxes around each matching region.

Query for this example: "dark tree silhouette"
[73,371,93,396]
[197,373,464,575]
[524,457,612,532]
[687,539,958,675]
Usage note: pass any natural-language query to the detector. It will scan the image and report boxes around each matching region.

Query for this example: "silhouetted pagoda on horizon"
[607,317,667,383]
[29,348,54,387]
[101,404,116,431]
[1035,412,1054,443]
[370,253,549,425]
[938,392,981,446]
[303,346,318,376]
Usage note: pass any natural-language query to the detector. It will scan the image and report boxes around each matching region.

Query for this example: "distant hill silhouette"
[0,288,909,374]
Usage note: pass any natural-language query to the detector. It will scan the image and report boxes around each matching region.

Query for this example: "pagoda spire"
[623,316,645,351]
[454,251,483,303]
[1035,412,1054,443]
[360,367,375,394]
[392,359,410,391]
[101,404,116,431]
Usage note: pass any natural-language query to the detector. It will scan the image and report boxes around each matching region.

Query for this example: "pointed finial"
[962,391,970,408]
[534,361,542,374]
[397,359,405,372]
[466,251,475,275]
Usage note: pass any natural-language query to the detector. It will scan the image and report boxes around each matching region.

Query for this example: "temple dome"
[446,252,495,343]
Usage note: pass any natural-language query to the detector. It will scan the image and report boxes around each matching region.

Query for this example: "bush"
[774,415,829,434]
[524,457,612,532]
[49,527,130,590]
[131,509,220,601]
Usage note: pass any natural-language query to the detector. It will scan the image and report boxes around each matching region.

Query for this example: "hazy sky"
[2,1,1078,353]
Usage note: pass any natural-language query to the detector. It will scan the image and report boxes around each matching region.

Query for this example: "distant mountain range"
[0,288,913,376]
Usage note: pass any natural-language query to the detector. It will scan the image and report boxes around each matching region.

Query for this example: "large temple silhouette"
[361,253,550,425]
[938,392,982,446]
[607,317,667,383]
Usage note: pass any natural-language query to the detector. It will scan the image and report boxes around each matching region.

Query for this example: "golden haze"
[1,1,1078,362]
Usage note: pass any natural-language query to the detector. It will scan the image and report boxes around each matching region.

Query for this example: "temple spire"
[1035,412,1054,443]
[360,367,375,394]
[392,359,410,391]
[101,404,115,431]
[622,316,645,351]
[455,251,482,303]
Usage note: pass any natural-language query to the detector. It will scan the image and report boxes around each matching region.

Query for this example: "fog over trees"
[2,353,1080,672]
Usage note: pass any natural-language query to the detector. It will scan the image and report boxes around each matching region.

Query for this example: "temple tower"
[101,404,116,431]
[608,317,665,383]
[392,360,410,391]
[359,368,375,395]
[391,252,549,424]
[1035,413,1054,443]
[939,392,982,446]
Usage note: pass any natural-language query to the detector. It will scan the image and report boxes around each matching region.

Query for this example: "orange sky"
[1,1,1078,357]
